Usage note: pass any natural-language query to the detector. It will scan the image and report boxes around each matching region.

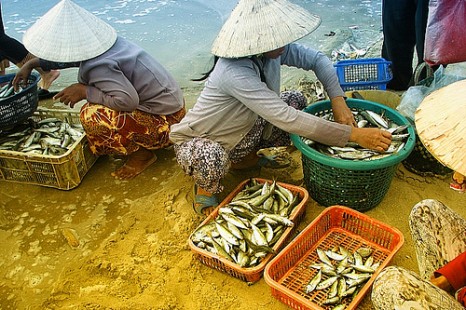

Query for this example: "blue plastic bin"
[335,58,392,91]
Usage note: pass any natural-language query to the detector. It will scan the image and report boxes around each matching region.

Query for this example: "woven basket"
[0,73,39,130]
[401,63,452,177]
[402,136,452,177]
[291,98,415,211]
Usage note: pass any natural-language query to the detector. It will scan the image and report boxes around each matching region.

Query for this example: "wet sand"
[1,43,466,309]
[1,140,465,310]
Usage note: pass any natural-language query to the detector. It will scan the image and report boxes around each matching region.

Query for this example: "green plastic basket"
[290,98,416,211]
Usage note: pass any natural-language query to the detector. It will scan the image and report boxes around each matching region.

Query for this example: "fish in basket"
[264,205,404,310]
[188,178,309,283]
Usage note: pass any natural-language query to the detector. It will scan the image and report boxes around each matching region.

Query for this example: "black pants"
[0,3,29,63]
[382,0,429,90]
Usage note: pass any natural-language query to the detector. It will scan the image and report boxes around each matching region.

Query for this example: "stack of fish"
[0,81,28,100]
[0,117,84,156]
[190,179,301,268]
[305,246,379,309]
[301,109,410,160]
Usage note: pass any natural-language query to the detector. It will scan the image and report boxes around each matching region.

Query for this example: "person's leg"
[174,137,229,215]
[409,199,466,280]
[414,0,429,65]
[14,53,59,90]
[259,90,307,149]
[382,0,417,90]
[227,113,291,170]
[372,266,464,310]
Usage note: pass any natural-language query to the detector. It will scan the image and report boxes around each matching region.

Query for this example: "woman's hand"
[53,83,87,108]
[331,96,357,127]
[349,127,392,152]
[12,58,39,91]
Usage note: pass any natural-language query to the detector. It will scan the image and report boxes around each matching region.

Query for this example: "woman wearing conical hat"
[13,0,186,180]
[169,0,392,216]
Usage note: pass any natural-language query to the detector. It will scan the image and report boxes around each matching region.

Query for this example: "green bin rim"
[290,98,416,170]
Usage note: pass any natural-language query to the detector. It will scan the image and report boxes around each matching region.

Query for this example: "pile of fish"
[305,246,380,309]
[190,179,301,268]
[0,80,29,100]
[0,117,84,156]
[331,41,367,61]
[301,109,410,160]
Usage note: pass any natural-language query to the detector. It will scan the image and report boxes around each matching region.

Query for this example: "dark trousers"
[382,0,429,90]
[0,4,29,63]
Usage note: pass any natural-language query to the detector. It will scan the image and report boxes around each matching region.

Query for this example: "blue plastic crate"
[334,58,393,91]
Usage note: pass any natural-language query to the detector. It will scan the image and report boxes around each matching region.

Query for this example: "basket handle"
[413,62,434,86]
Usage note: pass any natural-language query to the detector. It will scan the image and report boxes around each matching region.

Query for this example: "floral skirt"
[80,102,186,156]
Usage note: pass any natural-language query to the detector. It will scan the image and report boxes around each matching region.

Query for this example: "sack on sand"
[424,0,466,66]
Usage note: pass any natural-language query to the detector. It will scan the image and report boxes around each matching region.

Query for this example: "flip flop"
[38,88,59,100]
[256,148,291,169]
[193,184,219,216]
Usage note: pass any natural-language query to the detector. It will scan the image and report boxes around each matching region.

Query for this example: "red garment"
[436,251,466,307]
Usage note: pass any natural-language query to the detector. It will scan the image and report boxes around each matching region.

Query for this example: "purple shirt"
[40,36,184,115]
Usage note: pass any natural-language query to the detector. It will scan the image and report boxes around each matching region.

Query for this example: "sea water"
[3,0,383,92]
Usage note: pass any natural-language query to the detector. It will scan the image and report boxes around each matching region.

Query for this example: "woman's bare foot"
[39,70,60,90]
[111,148,157,180]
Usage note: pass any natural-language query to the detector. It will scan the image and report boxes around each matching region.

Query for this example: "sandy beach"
[1,38,466,310]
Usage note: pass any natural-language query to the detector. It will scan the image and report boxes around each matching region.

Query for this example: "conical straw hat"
[415,79,466,175]
[211,0,321,58]
[23,0,117,62]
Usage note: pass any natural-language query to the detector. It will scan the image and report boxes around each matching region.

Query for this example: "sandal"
[38,88,60,100]
[256,148,291,169]
[257,154,290,169]
[193,184,219,216]
[450,172,465,193]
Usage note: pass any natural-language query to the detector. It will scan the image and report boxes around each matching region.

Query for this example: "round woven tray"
[291,98,416,211]
[402,136,452,177]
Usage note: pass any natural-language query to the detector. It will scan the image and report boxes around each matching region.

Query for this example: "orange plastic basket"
[188,178,309,284]
[264,205,404,309]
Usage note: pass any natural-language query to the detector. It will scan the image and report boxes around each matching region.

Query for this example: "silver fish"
[316,276,339,290]
[305,270,322,294]
[317,248,334,267]
[356,246,373,257]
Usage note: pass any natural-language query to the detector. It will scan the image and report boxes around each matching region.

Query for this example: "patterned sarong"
[80,102,186,156]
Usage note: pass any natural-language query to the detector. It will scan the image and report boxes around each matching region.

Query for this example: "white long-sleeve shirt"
[169,43,351,150]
